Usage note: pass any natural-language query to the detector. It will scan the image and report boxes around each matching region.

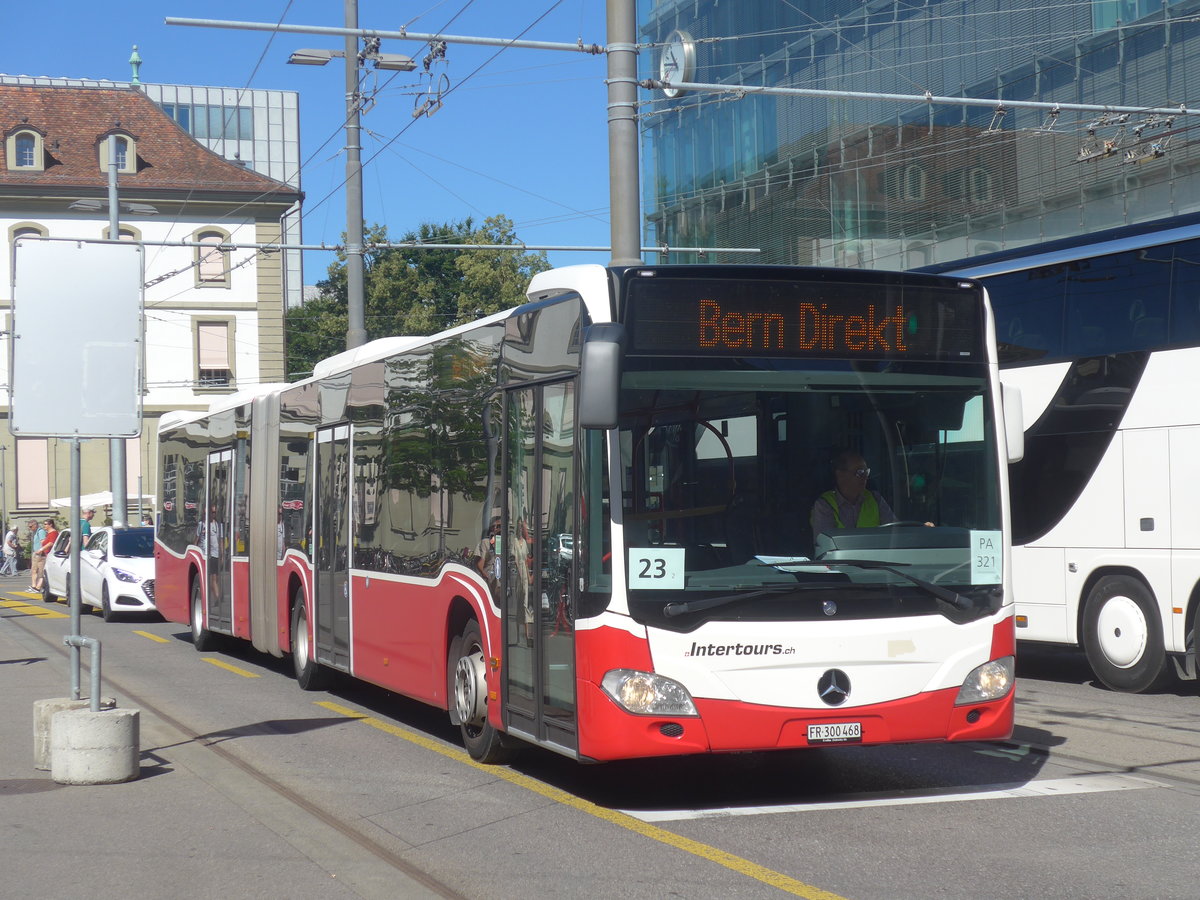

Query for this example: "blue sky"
[2,0,616,282]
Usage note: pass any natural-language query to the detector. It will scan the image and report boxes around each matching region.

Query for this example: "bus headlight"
[601,669,698,716]
[955,656,1015,705]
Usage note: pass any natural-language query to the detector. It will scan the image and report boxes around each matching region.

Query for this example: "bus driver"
[810,449,896,534]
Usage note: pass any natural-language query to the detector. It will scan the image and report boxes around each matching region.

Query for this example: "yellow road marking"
[134,630,171,644]
[0,598,69,619]
[316,700,847,900]
[201,657,260,678]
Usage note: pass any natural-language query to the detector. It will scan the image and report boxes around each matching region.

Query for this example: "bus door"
[503,381,578,753]
[315,425,351,669]
[205,449,234,632]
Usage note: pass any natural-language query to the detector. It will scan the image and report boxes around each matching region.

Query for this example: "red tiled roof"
[0,84,299,201]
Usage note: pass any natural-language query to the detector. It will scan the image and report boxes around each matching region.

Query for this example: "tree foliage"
[286,215,550,379]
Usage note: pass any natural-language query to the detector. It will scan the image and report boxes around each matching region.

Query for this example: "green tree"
[287,215,550,379]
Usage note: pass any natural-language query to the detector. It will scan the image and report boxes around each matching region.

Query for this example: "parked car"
[42,528,72,605]
[78,526,156,621]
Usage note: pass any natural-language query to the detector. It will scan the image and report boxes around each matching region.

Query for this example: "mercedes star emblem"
[817,669,851,706]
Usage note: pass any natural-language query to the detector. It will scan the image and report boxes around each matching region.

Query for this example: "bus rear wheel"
[1082,575,1171,693]
[449,620,512,763]
[291,598,330,691]
[190,577,217,651]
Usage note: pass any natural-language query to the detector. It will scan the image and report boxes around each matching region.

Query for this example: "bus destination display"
[626,277,981,360]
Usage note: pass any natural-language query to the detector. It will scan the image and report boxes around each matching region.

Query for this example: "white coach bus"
[922,214,1200,692]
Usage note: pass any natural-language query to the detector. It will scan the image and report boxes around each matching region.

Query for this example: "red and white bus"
[155,264,1018,763]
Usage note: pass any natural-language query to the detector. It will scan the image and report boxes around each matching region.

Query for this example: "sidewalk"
[0,574,443,900]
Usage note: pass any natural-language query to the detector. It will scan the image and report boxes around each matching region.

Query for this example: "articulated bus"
[921,214,1200,692]
[155,264,1017,763]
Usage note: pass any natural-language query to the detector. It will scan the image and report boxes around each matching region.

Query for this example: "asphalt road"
[4,587,1199,900]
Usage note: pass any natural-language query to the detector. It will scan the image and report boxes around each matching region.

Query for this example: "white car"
[78,526,156,621]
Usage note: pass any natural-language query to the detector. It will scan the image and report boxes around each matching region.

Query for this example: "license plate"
[807,722,862,744]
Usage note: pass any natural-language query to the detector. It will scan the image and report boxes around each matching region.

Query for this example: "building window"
[195,230,230,287]
[6,129,45,172]
[98,133,137,175]
[196,320,235,390]
[969,167,993,203]
[10,223,47,243]
[903,165,927,201]
[102,226,140,242]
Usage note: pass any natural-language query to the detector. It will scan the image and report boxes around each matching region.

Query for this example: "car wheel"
[450,619,513,763]
[291,597,330,691]
[190,577,217,651]
[42,578,56,604]
[1082,575,1172,693]
[101,583,117,622]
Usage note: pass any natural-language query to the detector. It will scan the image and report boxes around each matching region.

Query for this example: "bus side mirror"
[1002,383,1024,463]
[578,323,626,430]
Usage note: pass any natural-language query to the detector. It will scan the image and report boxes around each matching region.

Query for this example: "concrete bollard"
[33,697,116,771]
[50,707,140,785]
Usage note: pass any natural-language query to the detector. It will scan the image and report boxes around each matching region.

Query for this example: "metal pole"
[69,439,82,700]
[107,134,128,528]
[644,79,1200,119]
[607,0,642,266]
[344,0,367,350]
[165,18,603,55]
[0,445,7,541]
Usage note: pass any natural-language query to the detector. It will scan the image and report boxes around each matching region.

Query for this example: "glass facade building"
[639,0,1200,267]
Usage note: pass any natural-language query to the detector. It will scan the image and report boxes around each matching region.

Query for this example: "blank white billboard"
[10,239,144,437]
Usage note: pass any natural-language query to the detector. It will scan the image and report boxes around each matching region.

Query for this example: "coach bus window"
[1065,250,1169,357]
[1170,238,1200,346]
[989,267,1066,364]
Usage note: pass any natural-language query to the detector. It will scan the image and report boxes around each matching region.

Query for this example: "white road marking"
[620,774,1166,822]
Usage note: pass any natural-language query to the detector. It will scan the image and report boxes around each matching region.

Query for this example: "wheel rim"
[1096,594,1149,669]
[294,608,309,669]
[192,588,203,637]
[454,645,487,727]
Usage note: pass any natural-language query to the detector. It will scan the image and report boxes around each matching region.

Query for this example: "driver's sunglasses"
[845,467,870,478]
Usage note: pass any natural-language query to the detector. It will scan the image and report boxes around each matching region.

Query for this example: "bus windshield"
[617,358,1002,625]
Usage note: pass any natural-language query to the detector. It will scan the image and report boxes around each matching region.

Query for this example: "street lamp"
[288,48,416,71]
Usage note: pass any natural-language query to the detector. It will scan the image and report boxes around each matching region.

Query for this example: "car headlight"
[601,669,698,716]
[956,656,1014,705]
[111,568,141,583]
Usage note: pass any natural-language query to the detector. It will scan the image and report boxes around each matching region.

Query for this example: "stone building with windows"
[0,82,301,528]
[640,0,1200,268]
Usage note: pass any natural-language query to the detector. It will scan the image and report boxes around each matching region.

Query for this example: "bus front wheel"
[1082,575,1171,693]
[449,620,512,763]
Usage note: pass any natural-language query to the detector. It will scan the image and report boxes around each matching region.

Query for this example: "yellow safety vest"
[820,490,880,528]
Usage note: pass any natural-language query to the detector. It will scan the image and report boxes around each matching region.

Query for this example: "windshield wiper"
[759,557,971,611]
[662,586,798,618]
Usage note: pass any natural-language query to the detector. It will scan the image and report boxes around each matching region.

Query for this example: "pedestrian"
[1,523,18,576]
[79,508,94,546]
[28,519,49,591]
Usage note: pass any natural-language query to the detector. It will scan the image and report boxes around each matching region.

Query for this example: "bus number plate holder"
[807,722,862,744]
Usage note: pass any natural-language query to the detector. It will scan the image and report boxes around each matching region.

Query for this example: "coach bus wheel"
[1082,575,1171,693]
[190,578,217,651]
[451,620,512,764]
[291,599,331,691]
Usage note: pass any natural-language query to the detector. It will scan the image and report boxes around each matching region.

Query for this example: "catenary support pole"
[344,0,367,350]
[607,0,641,267]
